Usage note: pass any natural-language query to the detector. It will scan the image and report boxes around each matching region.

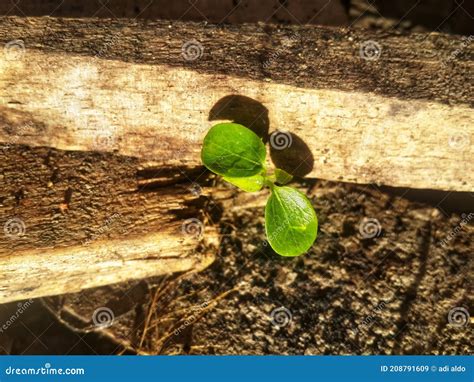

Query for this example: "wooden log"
[0,17,472,191]
[0,17,472,302]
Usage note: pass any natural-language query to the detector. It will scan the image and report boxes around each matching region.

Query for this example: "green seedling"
[201,123,318,257]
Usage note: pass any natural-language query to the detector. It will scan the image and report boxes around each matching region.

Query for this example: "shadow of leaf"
[208,94,269,142]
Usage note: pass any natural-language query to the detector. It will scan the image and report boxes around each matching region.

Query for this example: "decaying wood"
[0,17,472,303]
[0,17,472,191]
[0,145,217,303]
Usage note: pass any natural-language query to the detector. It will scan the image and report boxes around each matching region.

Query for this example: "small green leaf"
[201,123,266,178]
[265,186,318,257]
[223,173,265,192]
[274,168,293,185]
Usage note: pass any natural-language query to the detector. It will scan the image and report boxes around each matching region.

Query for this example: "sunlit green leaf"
[265,186,318,256]
[274,168,293,185]
[201,123,266,178]
[223,173,265,192]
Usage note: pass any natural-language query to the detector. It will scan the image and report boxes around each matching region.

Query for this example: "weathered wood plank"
[0,145,217,303]
[0,17,472,191]
[0,17,473,303]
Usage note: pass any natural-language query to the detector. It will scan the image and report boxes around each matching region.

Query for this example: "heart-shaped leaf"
[201,123,266,178]
[265,186,318,256]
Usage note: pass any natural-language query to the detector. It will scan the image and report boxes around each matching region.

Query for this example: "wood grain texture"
[0,17,473,302]
[0,145,217,303]
[0,17,472,191]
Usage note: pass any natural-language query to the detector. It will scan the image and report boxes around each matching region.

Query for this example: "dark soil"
[168,180,473,355]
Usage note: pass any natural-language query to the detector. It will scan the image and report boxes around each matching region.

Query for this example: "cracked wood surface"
[0,17,472,303]
[0,17,472,192]
[0,146,217,303]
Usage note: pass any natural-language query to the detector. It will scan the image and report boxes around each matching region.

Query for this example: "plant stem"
[263,177,275,191]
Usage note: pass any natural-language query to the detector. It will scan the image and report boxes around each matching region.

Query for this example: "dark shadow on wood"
[208,94,269,142]
[379,185,474,214]
[270,132,314,177]
[209,95,314,177]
